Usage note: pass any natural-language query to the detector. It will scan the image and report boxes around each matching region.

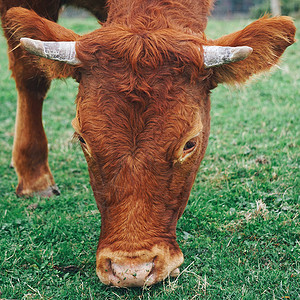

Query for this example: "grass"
[0,17,299,299]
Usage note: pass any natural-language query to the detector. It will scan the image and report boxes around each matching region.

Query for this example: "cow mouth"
[96,244,184,287]
[99,255,181,287]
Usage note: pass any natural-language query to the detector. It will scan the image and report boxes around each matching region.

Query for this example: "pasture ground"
[0,18,299,299]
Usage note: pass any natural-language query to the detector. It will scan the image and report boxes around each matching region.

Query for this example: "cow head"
[5,7,295,287]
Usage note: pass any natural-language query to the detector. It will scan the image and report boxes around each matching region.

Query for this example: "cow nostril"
[145,255,157,279]
[105,259,113,274]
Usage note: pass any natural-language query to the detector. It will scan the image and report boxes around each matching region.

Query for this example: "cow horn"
[20,38,80,65]
[203,46,253,68]
[20,38,252,68]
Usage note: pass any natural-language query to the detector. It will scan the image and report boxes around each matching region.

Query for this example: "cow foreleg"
[9,52,59,197]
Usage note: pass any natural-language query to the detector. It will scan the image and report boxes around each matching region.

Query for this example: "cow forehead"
[74,36,209,161]
[76,83,204,149]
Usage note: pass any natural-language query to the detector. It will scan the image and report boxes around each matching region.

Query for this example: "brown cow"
[0,0,295,287]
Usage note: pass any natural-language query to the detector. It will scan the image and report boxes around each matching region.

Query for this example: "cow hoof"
[37,185,61,197]
[16,184,60,198]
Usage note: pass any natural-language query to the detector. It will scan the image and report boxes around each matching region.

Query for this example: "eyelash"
[73,132,86,145]
[78,135,86,144]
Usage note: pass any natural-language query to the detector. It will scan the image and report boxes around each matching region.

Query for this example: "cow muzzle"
[96,245,184,287]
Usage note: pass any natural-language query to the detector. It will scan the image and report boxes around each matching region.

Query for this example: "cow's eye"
[183,140,196,152]
[78,135,86,144]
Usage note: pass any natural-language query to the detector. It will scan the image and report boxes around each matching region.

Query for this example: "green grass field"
[0,17,299,299]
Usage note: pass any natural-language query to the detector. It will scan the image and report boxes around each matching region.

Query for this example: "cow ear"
[208,16,296,86]
[4,7,80,79]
